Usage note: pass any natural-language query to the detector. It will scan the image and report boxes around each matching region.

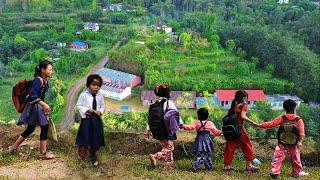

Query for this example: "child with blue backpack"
[182,108,222,171]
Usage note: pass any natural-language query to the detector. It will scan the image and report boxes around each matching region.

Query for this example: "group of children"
[7,61,309,179]
[146,84,309,179]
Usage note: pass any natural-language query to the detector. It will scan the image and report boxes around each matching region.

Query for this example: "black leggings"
[21,125,48,140]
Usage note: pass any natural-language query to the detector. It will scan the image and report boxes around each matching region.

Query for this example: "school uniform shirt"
[146,97,183,131]
[18,76,49,126]
[76,89,105,118]
[28,76,49,104]
[184,120,222,136]
[258,114,305,141]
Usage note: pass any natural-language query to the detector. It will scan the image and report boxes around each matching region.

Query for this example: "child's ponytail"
[34,65,41,77]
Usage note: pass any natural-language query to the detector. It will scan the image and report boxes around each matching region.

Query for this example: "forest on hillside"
[0,0,319,139]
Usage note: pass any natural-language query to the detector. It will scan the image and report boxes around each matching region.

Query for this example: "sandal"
[39,151,54,160]
[7,146,17,153]
[149,154,157,167]
[245,166,259,173]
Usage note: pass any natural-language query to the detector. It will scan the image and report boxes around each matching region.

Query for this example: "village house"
[266,94,303,110]
[278,0,289,4]
[214,89,267,109]
[98,68,141,88]
[109,3,123,11]
[43,41,67,48]
[98,68,141,101]
[141,91,196,109]
[196,96,215,109]
[154,24,173,34]
[70,41,88,51]
[83,22,99,32]
[99,82,131,101]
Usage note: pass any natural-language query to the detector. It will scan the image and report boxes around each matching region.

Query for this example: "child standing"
[8,60,54,160]
[147,84,183,171]
[183,108,222,171]
[256,99,308,178]
[75,74,105,166]
[223,90,258,172]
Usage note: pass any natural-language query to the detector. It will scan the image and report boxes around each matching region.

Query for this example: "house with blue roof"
[70,41,88,51]
[98,68,141,88]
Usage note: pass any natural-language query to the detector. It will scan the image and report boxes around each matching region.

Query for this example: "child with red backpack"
[255,99,309,178]
[146,84,183,171]
[182,108,223,171]
[8,60,54,160]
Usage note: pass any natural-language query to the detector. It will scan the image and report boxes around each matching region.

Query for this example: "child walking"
[75,74,105,166]
[223,90,258,172]
[256,99,308,178]
[182,108,222,171]
[8,60,54,159]
[147,84,183,171]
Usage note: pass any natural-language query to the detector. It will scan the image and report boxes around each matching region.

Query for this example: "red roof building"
[214,90,266,109]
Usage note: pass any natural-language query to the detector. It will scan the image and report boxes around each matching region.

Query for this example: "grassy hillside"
[0,124,319,179]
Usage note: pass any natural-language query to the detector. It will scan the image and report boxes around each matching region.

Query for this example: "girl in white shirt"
[75,74,105,166]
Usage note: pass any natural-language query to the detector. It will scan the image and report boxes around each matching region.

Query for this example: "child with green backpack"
[255,99,309,178]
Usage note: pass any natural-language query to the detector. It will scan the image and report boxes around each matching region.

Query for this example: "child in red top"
[223,90,258,172]
[256,99,308,178]
[183,108,222,171]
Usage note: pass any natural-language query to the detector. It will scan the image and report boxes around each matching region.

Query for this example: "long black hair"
[228,90,248,114]
[34,60,52,77]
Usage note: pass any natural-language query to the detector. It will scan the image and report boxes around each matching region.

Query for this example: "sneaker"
[293,171,309,178]
[149,154,157,167]
[89,154,98,166]
[270,173,278,179]
[245,166,259,173]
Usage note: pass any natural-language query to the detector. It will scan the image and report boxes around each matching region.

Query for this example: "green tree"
[179,32,191,49]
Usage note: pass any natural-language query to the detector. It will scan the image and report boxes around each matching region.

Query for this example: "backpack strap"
[282,115,301,124]
[197,120,208,131]
[37,76,45,88]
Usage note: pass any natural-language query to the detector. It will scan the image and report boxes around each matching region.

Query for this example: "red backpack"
[12,77,44,113]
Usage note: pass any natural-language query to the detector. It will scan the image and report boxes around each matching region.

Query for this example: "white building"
[99,82,131,101]
[267,94,303,110]
[84,22,99,32]
[278,0,289,4]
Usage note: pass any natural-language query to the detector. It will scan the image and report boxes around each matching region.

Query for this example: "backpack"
[276,115,300,146]
[222,105,243,140]
[148,99,169,140]
[12,77,44,113]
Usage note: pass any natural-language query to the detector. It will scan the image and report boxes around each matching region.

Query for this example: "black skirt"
[75,116,105,148]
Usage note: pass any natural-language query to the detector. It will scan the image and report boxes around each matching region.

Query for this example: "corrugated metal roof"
[100,82,125,93]
[98,68,139,86]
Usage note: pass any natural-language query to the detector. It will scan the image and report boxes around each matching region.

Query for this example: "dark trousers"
[21,125,48,140]
[192,152,213,171]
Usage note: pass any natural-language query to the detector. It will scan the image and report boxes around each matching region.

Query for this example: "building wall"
[99,87,131,101]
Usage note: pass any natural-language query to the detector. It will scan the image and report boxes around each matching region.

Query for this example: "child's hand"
[145,130,152,139]
[297,141,302,147]
[93,110,102,116]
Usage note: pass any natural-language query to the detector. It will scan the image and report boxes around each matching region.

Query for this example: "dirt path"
[59,41,121,131]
